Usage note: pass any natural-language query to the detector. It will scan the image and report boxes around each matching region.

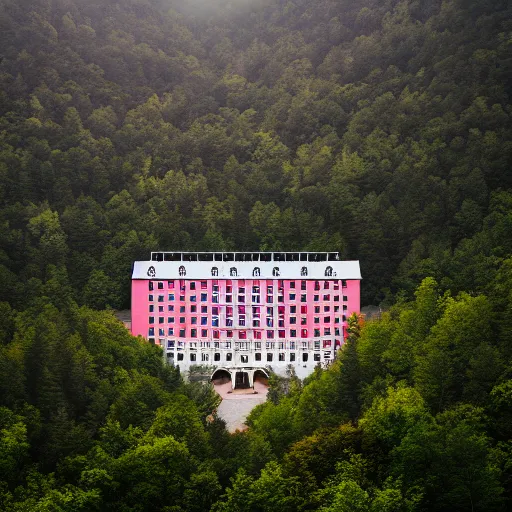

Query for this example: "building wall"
[131,277,361,378]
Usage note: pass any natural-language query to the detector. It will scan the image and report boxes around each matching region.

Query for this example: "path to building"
[214,380,268,432]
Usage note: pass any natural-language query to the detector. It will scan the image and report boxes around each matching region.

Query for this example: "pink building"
[131,252,361,382]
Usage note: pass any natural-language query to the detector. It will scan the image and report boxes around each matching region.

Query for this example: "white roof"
[132,260,361,280]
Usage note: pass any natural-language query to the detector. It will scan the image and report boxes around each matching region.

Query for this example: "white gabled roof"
[132,260,361,280]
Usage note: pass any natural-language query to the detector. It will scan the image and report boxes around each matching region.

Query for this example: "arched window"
[272,267,280,277]
[301,266,308,276]
[178,265,186,277]
[325,266,333,277]
[211,267,218,276]
[253,267,260,277]
[230,267,237,277]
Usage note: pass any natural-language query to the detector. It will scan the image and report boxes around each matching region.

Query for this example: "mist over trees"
[0,0,511,509]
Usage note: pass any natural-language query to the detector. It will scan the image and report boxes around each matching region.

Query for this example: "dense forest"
[0,0,511,509]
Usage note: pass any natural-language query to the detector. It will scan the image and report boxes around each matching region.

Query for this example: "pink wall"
[131,278,360,347]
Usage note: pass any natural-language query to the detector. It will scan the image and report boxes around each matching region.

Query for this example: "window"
[201,306,207,313]
[342,315,346,321]
[158,295,164,302]
[323,294,330,301]
[201,317,207,325]
[290,281,296,289]
[159,305,164,312]
[191,317,197,324]
[190,305,196,313]
[201,293,207,301]
[179,317,185,323]
[334,306,340,312]
[212,307,219,315]
[149,305,154,312]
[315,281,320,290]
[290,305,296,313]
[324,316,331,323]
[290,329,297,337]
[315,306,320,313]
[168,281,174,289]
[301,305,307,314]
[342,280,347,287]
[241,355,248,363]
[279,353,285,361]
[289,293,296,300]
[168,328,174,336]
[324,305,330,312]
[226,353,232,362]
[314,317,320,324]
[214,353,221,362]
[179,328,185,337]
[227,330,233,338]
[190,282,196,290]
[290,317,296,324]
[149,295,154,301]
[190,353,196,361]
[301,280,307,290]
[334,295,339,302]
[180,306,185,313]
[168,317,175,323]
[159,317,164,324]
[177,353,184,361]
[302,353,308,362]
[267,353,273,362]
[343,295,348,301]
[324,328,331,335]
[202,353,209,362]
[301,317,307,325]
[343,305,348,311]
[180,295,185,301]
[301,294,307,302]
[267,330,274,339]
[324,281,329,289]
[191,329,197,337]
[201,329,208,337]
[213,330,220,339]
[314,295,319,301]
[168,305,174,312]
[255,353,261,361]
[149,281,154,291]
[314,329,320,337]
[301,329,308,338]
[158,282,164,289]
[149,316,154,324]
[238,295,245,303]
[314,353,321,361]
[190,295,196,302]
[290,353,296,362]
[158,328,165,336]
[148,327,154,336]
[278,330,285,338]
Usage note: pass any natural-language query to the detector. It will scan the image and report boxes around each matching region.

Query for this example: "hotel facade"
[131,252,361,380]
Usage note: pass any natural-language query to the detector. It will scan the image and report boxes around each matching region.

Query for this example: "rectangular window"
[315,306,320,313]
[290,305,296,313]
[190,353,196,362]
[314,329,320,337]
[168,305,174,312]
[314,353,321,361]
[159,317,164,324]
[289,293,296,300]
[149,316,154,324]
[201,329,208,337]
[301,329,308,338]
[158,295,164,302]
[290,317,296,324]
[201,293,207,301]
[290,353,296,362]
[324,316,330,323]
[180,295,185,301]
[314,317,320,324]
[334,295,339,302]
[201,306,208,313]
[213,330,220,339]
[343,295,348,301]
[314,295,319,301]
[324,305,330,312]
[278,330,285,338]
[343,305,348,311]
[226,353,232,362]
[301,294,307,302]
[334,306,340,312]
[180,306,185,313]
[301,281,307,290]
[148,327,154,336]
[301,305,307,314]
[323,294,330,301]
[190,282,196,290]
[149,281,154,291]
[324,281,329,289]
[227,330,233,338]
[290,330,296,337]
[290,281,295,289]
[301,317,307,325]
[179,328,185,337]
[149,305,154,312]
[190,295,196,302]
[342,280,347,288]
[202,353,209,362]
[324,328,331,335]
[168,317,175,323]
[214,353,221,361]
[180,317,185,323]
[267,330,274,339]
[212,307,219,315]
[255,353,262,361]
[159,306,164,313]
[191,317,197,324]
[314,281,320,290]
[158,282,164,289]
[267,353,273,362]
[279,353,285,361]
[302,353,308,362]
[190,305,196,313]
[168,281,174,289]
[191,329,197,337]
[255,331,262,340]
[168,328,174,336]
[239,331,247,340]
[149,295,154,301]
[201,317,207,325]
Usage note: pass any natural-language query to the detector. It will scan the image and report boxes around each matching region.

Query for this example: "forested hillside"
[0,0,511,510]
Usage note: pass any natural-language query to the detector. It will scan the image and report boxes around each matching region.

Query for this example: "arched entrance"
[211,368,231,385]
[211,367,270,390]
